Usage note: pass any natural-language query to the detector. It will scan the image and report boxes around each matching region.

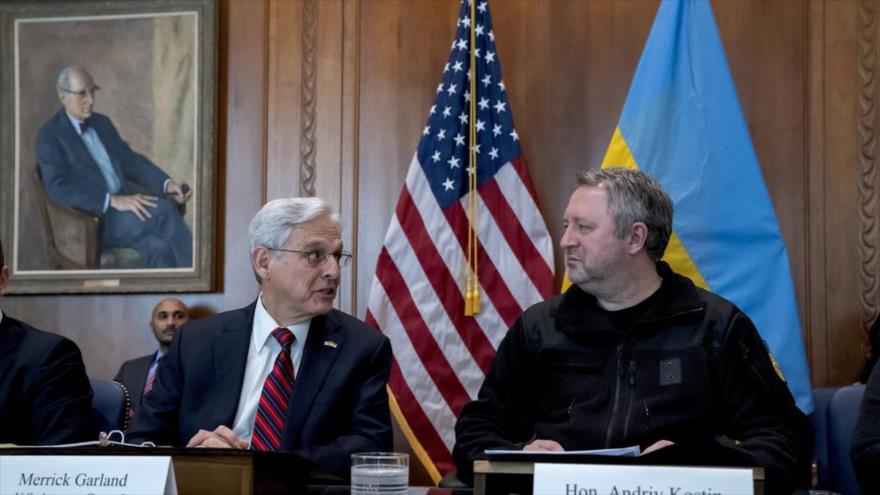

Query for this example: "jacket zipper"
[601,308,702,448]
[604,343,624,448]
[622,358,637,439]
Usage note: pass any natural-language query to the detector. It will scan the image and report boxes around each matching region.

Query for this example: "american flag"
[365,0,554,479]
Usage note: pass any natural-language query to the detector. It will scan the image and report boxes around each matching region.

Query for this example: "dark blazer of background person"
[852,362,880,491]
[36,109,192,267]
[0,315,96,445]
[114,353,154,407]
[127,302,393,476]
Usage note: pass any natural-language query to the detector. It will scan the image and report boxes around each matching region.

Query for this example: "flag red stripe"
[478,178,555,298]
[444,201,525,327]
[396,188,496,372]
[374,247,471,416]
[510,156,542,208]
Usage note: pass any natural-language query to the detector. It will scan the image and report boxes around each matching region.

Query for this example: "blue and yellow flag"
[601,0,813,413]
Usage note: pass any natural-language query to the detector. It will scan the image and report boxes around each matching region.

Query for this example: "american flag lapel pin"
[323,340,338,349]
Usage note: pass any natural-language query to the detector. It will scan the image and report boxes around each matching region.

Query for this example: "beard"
[566,253,629,299]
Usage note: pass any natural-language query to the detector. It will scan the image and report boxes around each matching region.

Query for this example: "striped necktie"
[142,355,162,398]
[250,327,295,451]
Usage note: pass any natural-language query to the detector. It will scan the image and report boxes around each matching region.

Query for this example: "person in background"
[852,358,880,491]
[0,238,96,445]
[860,317,880,383]
[453,168,812,493]
[127,197,392,476]
[114,298,190,412]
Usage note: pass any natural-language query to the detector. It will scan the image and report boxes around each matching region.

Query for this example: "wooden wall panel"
[715,0,808,332]
[312,0,355,311]
[807,0,830,386]
[266,0,303,202]
[823,0,863,385]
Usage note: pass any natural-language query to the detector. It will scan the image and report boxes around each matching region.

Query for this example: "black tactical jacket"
[453,263,812,493]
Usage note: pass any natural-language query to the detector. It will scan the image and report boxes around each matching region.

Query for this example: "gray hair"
[248,197,339,283]
[56,65,91,93]
[576,168,673,261]
[0,236,4,269]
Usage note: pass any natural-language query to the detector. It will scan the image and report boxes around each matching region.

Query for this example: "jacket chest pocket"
[631,347,712,430]
[534,348,612,420]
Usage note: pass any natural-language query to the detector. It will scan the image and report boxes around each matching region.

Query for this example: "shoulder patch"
[769,352,786,383]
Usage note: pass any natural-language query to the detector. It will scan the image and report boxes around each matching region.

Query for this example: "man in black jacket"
[0,238,96,445]
[453,168,812,492]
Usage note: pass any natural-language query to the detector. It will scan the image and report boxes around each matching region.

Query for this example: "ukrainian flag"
[601,0,813,413]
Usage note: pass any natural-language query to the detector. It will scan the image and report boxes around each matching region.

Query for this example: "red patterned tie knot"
[272,327,294,350]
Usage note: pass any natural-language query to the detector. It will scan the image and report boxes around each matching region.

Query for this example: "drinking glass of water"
[351,452,409,495]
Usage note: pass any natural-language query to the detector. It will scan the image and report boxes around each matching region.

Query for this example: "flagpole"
[465,0,481,316]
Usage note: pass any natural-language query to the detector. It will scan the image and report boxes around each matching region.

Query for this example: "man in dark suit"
[127,198,392,476]
[114,298,190,410]
[0,239,96,445]
[35,65,193,268]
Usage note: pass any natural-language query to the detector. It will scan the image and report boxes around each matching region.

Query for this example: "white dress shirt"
[231,294,310,444]
[66,112,120,212]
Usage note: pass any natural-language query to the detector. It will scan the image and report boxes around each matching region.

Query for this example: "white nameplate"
[0,456,177,494]
[533,463,753,495]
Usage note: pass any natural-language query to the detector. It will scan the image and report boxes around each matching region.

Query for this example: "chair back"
[34,165,101,269]
[89,379,132,433]
[827,384,866,495]
[812,386,838,489]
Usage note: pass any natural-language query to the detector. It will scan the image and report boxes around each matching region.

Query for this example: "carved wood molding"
[859,0,879,329]
[301,0,318,196]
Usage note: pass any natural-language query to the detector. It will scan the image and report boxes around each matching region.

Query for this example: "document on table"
[485,445,641,457]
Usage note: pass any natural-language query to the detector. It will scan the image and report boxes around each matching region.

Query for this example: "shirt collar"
[253,293,310,352]
[154,349,165,364]
[0,309,4,326]
[65,111,85,135]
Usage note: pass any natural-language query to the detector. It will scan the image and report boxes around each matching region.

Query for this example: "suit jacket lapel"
[211,302,257,426]
[284,311,347,447]
[56,108,122,184]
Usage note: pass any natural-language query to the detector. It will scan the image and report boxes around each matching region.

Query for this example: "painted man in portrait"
[35,65,193,269]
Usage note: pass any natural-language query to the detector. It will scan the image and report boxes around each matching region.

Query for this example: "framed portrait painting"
[0,0,216,293]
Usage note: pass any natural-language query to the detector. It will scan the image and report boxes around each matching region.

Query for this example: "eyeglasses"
[269,248,353,268]
[61,85,100,99]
